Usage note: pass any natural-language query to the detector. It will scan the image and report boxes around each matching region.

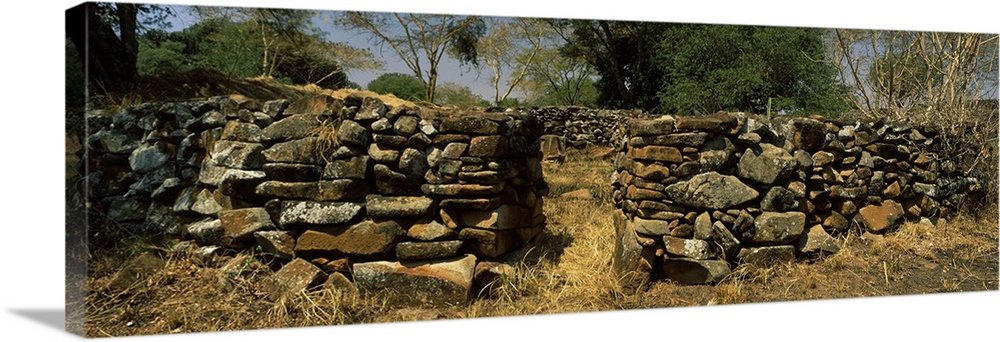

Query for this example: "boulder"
[737,143,797,184]
[253,230,296,260]
[663,172,759,209]
[760,187,798,212]
[749,212,806,245]
[858,200,905,233]
[337,120,369,147]
[627,116,675,136]
[797,225,840,255]
[788,118,827,151]
[263,258,327,301]
[323,155,371,180]
[352,254,477,307]
[737,246,796,266]
[261,115,322,142]
[663,236,714,260]
[468,135,509,158]
[263,137,326,165]
[219,208,275,248]
[129,142,172,173]
[613,211,654,290]
[210,141,265,169]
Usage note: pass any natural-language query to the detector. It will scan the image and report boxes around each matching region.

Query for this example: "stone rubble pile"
[86,93,548,307]
[497,106,650,148]
[611,112,981,288]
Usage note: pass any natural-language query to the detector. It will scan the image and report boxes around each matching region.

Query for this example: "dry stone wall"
[611,112,982,288]
[85,93,548,307]
[494,106,651,148]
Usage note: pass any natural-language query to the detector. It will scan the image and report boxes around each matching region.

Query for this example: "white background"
[1,1,997,341]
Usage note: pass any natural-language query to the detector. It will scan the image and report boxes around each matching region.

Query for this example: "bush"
[366,73,426,101]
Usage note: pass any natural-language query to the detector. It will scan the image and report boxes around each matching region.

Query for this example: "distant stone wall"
[85,93,548,307]
[494,106,651,148]
[611,112,982,289]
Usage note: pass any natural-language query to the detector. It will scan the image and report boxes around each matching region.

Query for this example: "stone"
[661,258,730,285]
[858,200,904,233]
[675,113,737,132]
[221,121,264,142]
[337,120,369,147]
[262,163,323,182]
[262,99,291,117]
[295,219,405,257]
[830,185,866,199]
[694,212,713,240]
[263,258,327,301]
[210,141,265,169]
[396,241,463,260]
[323,155,371,180]
[633,217,673,235]
[468,135,509,157]
[284,95,343,116]
[393,115,420,136]
[253,230,295,260]
[628,161,671,180]
[129,142,172,173]
[263,137,326,165]
[277,201,364,227]
[218,169,267,200]
[749,212,806,245]
[352,254,477,307]
[368,143,401,163]
[354,97,387,120]
[365,195,435,218]
[255,180,368,202]
[458,226,540,258]
[760,187,798,212]
[261,115,322,142]
[191,188,223,215]
[421,183,505,197]
[698,150,731,172]
[408,219,458,241]
[399,148,429,175]
[197,158,229,187]
[663,236,714,260]
[737,143,797,184]
[312,257,352,273]
[712,221,741,259]
[788,117,827,150]
[823,211,850,232]
[737,246,796,266]
[440,116,504,135]
[798,225,840,255]
[458,204,531,230]
[374,164,421,196]
[663,172,759,209]
[613,211,655,290]
[794,149,813,169]
[107,252,165,292]
[626,145,683,163]
[442,142,469,159]
[672,161,701,177]
[439,197,504,211]
[219,208,276,248]
[913,183,939,198]
[187,219,223,245]
[627,116,675,136]
[323,272,358,295]
[629,132,708,147]
[812,151,836,167]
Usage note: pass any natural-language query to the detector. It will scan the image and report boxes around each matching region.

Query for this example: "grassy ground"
[81,146,999,337]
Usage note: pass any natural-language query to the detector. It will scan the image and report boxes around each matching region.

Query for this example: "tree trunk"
[66,3,139,93]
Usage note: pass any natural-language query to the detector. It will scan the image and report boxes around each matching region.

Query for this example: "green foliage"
[435,82,489,107]
[448,17,487,67]
[367,73,426,101]
[654,25,849,115]
[519,47,599,107]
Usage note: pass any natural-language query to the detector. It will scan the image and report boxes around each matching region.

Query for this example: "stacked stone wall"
[85,93,548,306]
[611,112,982,288]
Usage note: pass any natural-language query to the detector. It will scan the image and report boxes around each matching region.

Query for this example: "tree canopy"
[366,72,426,101]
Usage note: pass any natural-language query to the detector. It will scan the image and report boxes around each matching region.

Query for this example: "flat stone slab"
[263,258,327,301]
[353,254,477,307]
[295,219,405,257]
[396,241,463,260]
[365,195,436,219]
[277,201,363,227]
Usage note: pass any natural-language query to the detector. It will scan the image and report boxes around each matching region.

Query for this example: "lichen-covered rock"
[797,225,840,255]
[737,246,796,266]
[738,143,796,184]
[253,230,295,260]
[613,211,654,290]
[277,201,363,227]
[749,212,806,245]
[663,236,714,260]
[219,208,275,248]
[858,200,904,233]
[365,195,436,218]
[663,172,758,209]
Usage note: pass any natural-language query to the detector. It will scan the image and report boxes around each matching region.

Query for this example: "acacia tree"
[337,11,484,103]
[476,17,547,105]
[517,47,598,106]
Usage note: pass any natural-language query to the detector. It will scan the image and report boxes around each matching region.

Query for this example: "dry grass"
[83,146,999,337]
